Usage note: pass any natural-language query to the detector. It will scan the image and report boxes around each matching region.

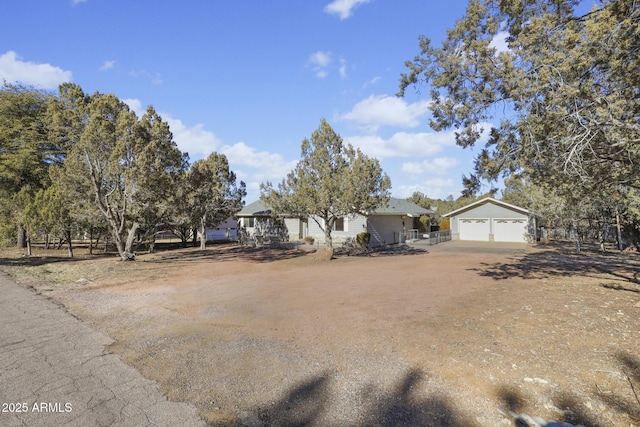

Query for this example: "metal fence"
[394,229,451,245]
[425,230,451,245]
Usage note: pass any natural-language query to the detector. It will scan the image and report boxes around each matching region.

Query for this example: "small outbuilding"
[442,197,531,243]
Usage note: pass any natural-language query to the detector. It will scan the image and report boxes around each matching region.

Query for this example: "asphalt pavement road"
[0,271,206,427]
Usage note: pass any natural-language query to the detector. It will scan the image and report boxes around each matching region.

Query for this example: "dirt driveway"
[5,241,640,426]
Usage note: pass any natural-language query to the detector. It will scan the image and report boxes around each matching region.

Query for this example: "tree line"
[0,82,245,260]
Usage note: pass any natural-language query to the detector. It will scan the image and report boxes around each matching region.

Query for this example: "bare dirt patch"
[3,241,640,426]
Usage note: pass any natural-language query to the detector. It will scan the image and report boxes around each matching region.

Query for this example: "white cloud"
[100,60,116,71]
[340,94,431,131]
[394,178,458,200]
[164,115,222,159]
[122,98,144,116]
[315,69,329,79]
[221,142,297,182]
[307,51,333,79]
[324,0,371,20]
[339,58,347,79]
[401,157,460,176]
[72,0,87,5]
[129,69,163,85]
[220,142,298,200]
[346,130,455,160]
[363,76,381,88]
[309,51,332,67]
[489,31,510,53]
[0,51,72,89]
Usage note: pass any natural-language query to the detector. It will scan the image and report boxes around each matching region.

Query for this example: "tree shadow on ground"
[594,351,640,424]
[238,368,474,427]
[145,244,309,264]
[334,245,429,257]
[251,373,331,427]
[364,368,469,426]
[371,246,429,257]
[0,255,86,267]
[494,352,640,427]
[471,243,640,286]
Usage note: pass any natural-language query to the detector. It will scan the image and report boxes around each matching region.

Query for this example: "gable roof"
[442,197,529,218]
[237,199,272,216]
[237,198,432,218]
[371,198,432,217]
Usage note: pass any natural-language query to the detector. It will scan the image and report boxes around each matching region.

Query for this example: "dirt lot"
[3,240,640,426]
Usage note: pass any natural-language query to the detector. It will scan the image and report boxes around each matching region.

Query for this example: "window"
[333,217,345,231]
[244,217,255,228]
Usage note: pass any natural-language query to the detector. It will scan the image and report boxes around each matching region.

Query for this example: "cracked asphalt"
[0,272,206,427]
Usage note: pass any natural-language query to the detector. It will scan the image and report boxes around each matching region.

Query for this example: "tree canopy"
[261,119,391,250]
[184,152,246,249]
[46,83,188,260]
[399,0,640,195]
[0,82,60,245]
[0,82,248,259]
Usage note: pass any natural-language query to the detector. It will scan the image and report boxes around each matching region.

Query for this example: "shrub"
[356,232,370,249]
[304,235,314,244]
[439,219,450,230]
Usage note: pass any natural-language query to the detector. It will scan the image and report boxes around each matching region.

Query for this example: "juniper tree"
[399,0,640,194]
[47,83,188,260]
[261,119,391,251]
[184,152,246,250]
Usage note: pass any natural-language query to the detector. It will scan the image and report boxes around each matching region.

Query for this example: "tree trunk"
[65,230,74,258]
[123,222,140,260]
[615,208,623,252]
[199,217,207,250]
[571,220,581,252]
[88,226,94,255]
[113,222,139,261]
[17,223,26,248]
[192,226,199,247]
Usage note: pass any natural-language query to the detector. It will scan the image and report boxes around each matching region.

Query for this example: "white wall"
[367,215,404,246]
[450,202,529,241]
[307,214,367,245]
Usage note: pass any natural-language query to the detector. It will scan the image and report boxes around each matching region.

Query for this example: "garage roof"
[442,197,529,218]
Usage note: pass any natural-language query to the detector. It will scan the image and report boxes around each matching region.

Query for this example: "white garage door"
[459,218,490,241]
[493,218,528,242]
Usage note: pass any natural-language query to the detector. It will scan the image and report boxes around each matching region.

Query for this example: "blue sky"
[1,0,493,202]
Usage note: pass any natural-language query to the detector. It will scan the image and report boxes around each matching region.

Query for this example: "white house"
[305,198,432,247]
[442,197,531,243]
[237,198,432,247]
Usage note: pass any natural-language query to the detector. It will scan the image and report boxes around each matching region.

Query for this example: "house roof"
[441,197,529,218]
[237,199,272,216]
[371,198,433,217]
[238,197,432,218]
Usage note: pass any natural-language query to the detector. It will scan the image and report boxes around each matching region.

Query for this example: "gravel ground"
[3,241,640,426]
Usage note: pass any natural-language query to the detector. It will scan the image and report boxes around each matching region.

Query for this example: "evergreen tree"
[261,119,391,251]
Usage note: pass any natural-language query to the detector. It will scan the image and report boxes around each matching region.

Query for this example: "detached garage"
[443,198,531,243]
